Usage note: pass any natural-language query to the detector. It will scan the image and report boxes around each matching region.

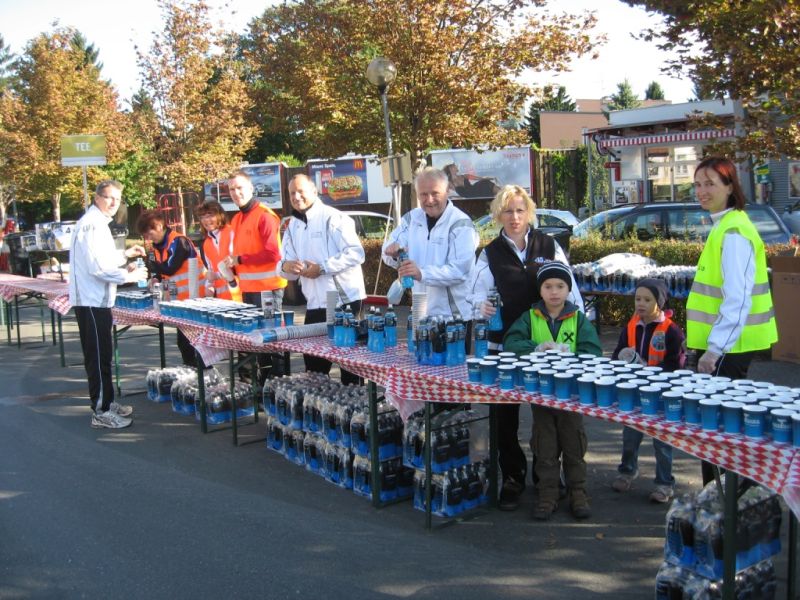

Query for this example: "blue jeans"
[618,426,675,487]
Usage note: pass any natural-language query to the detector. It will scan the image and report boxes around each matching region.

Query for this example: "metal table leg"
[722,471,738,600]
[229,350,238,446]
[158,324,166,368]
[198,355,208,434]
[15,295,20,347]
[58,313,65,367]
[488,404,498,507]
[368,381,381,508]
[424,402,432,530]
[788,512,797,600]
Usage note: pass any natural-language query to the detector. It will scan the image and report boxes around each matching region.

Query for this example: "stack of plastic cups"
[326,290,338,341]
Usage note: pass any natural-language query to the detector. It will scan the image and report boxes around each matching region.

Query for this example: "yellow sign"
[61,135,107,167]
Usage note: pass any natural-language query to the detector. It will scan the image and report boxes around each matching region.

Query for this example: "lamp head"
[366,57,397,92]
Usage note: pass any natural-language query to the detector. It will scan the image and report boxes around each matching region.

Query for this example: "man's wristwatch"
[318,264,326,275]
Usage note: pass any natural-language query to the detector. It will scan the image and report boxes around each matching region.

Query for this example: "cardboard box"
[770,255,800,364]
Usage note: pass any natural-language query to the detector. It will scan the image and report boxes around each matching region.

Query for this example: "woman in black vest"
[470,185,583,511]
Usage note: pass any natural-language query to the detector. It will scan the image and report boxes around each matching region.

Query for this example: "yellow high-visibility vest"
[686,209,777,352]
[530,308,578,353]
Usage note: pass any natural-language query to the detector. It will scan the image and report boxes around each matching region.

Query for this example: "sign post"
[61,135,107,209]
[755,163,770,185]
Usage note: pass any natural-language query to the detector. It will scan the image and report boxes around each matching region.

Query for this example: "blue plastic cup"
[283,311,295,326]
[760,401,784,435]
[663,391,683,422]
[480,361,497,385]
[538,369,556,396]
[467,359,482,383]
[513,362,528,387]
[743,405,768,439]
[682,393,704,425]
[639,386,661,416]
[699,398,722,431]
[498,365,515,390]
[554,373,573,401]
[595,377,617,408]
[771,409,794,444]
[577,376,596,406]
[522,367,539,392]
[721,401,744,434]
[792,413,800,447]
[616,382,637,412]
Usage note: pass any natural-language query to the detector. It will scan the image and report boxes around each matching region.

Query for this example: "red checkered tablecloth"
[38,296,800,519]
[0,273,71,315]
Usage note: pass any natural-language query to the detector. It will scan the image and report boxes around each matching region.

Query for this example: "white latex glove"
[218,260,234,281]
[535,341,558,352]
[480,300,496,318]
[618,347,642,364]
[697,350,721,374]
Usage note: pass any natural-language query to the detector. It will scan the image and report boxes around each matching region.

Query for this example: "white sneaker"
[91,410,132,429]
[109,401,134,418]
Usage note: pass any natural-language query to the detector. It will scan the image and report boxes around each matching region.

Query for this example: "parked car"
[474,208,576,252]
[572,202,792,245]
[280,210,393,240]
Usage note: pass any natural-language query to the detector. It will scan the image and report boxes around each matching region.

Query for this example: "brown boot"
[569,488,591,520]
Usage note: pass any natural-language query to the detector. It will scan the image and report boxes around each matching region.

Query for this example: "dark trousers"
[242,291,287,382]
[75,306,114,413]
[305,301,362,385]
[497,403,527,484]
[701,351,756,485]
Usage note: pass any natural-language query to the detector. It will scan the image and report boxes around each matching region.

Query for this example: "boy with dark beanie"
[504,261,601,520]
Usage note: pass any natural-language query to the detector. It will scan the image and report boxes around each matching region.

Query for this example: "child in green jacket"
[504,262,601,520]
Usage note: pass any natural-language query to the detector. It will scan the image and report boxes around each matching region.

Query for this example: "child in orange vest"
[611,278,685,504]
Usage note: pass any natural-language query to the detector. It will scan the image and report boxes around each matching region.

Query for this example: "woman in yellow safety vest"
[686,157,778,483]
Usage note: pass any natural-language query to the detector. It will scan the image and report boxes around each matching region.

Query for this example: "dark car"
[572,203,792,245]
[280,211,393,240]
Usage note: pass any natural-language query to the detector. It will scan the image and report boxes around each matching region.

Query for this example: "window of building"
[646,145,702,202]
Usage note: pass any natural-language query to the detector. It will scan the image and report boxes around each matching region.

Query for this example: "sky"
[0,0,695,105]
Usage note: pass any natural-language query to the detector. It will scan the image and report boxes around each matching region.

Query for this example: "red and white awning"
[597,128,735,149]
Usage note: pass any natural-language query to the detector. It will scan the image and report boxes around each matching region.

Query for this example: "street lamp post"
[366,57,400,222]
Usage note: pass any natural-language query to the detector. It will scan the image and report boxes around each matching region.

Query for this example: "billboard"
[429,147,532,200]
[307,157,368,205]
[61,134,107,167]
[204,163,284,211]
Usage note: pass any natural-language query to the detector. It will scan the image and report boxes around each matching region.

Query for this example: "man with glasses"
[69,180,147,429]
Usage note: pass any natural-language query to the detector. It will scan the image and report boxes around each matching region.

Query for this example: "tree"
[137,0,258,210]
[624,1,800,158]
[525,84,577,147]
[242,0,600,164]
[644,80,665,100]
[70,31,103,71]
[606,79,641,113]
[0,28,128,221]
[0,34,14,93]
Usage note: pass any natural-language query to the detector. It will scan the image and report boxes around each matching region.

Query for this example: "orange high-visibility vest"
[202,225,242,302]
[626,315,673,366]
[230,204,287,292]
[152,230,205,300]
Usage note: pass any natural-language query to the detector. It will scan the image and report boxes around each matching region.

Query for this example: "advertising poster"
[429,147,532,200]
[204,163,283,210]
[307,158,369,205]
[789,162,800,199]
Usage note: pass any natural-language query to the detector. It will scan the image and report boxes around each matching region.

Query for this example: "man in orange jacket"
[223,171,288,381]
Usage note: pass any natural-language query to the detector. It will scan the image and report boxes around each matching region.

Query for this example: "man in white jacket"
[69,180,147,429]
[279,174,366,383]
[382,167,478,322]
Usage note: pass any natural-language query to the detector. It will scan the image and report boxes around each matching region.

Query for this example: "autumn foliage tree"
[625,0,800,159]
[243,0,600,163]
[136,0,258,210]
[0,28,128,221]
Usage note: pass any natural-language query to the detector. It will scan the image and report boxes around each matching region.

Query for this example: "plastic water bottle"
[334,305,344,347]
[397,248,414,289]
[366,306,376,351]
[406,313,415,352]
[384,305,397,347]
[487,288,503,331]
[135,258,147,288]
[374,316,385,353]
[344,305,355,348]
[445,322,458,366]
[455,318,466,363]
[473,315,488,358]
[665,494,696,568]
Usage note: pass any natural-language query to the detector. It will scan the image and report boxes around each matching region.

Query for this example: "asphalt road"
[0,307,796,599]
